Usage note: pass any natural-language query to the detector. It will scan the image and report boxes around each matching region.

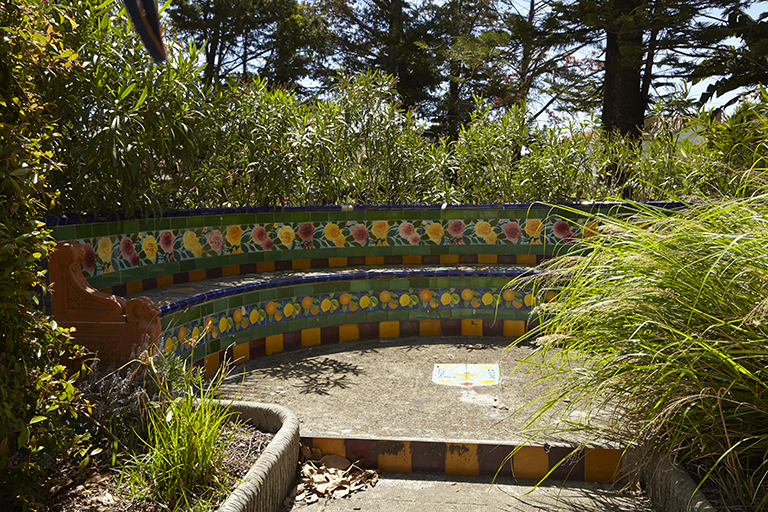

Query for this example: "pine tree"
[323,0,441,110]
[551,0,757,138]
[694,9,768,107]
[168,0,329,88]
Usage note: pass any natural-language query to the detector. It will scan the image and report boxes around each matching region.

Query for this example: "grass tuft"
[122,362,238,510]
[508,197,768,510]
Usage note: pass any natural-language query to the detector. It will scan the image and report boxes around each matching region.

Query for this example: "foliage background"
[0,1,90,509]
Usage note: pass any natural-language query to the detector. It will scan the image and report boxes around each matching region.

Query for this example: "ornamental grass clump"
[123,361,237,510]
[509,198,768,510]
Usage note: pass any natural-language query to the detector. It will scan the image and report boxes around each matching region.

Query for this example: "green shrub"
[0,1,89,509]
[46,0,216,215]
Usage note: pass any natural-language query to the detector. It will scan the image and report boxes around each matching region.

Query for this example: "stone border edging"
[215,402,300,512]
[640,457,715,512]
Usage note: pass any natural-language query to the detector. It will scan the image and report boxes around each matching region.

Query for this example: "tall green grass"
[122,361,237,510]
[509,198,768,510]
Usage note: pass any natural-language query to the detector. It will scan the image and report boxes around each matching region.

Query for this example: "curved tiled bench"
[46,202,676,372]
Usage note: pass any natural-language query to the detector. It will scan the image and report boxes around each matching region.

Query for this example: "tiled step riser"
[301,437,623,482]
[195,318,540,377]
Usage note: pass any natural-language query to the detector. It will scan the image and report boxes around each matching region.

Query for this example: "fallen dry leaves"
[283,444,378,509]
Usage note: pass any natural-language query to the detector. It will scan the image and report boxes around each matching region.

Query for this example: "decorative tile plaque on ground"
[432,364,499,387]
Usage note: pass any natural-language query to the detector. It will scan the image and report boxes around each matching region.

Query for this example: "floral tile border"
[72,217,598,278]
[160,286,547,356]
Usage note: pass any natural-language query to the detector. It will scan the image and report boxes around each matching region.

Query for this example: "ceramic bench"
[45,202,633,375]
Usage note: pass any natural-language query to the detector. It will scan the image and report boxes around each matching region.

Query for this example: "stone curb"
[641,457,715,512]
[215,402,300,512]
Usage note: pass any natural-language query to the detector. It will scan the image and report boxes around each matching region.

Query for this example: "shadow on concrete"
[235,356,365,395]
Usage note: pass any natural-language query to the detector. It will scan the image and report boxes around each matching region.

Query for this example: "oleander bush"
[39,0,768,216]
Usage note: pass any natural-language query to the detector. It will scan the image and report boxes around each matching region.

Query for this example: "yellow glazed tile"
[477,254,498,264]
[440,254,459,264]
[420,319,441,336]
[585,448,622,482]
[365,256,385,266]
[222,264,240,277]
[313,438,346,458]
[377,441,412,473]
[266,334,283,355]
[293,259,311,270]
[189,269,207,282]
[257,261,275,272]
[301,328,321,347]
[126,280,143,295]
[379,321,400,339]
[157,274,174,288]
[445,444,480,476]
[461,319,483,337]
[503,320,526,338]
[204,353,219,379]
[232,342,249,364]
[402,255,421,264]
[339,324,359,343]
[329,257,347,268]
[516,254,537,265]
[513,446,548,480]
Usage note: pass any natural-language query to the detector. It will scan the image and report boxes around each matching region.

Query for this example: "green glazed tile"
[310,212,330,222]
[90,222,114,237]
[122,220,140,233]
[186,216,208,228]
[256,213,274,225]
[237,213,255,224]
[441,210,463,220]
[479,210,501,220]
[386,310,410,321]
[277,287,295,299]
[243,291,260,304]
[328,211,349,221]
[53,226,77,241]
[170,218,188,229]
[211,298,228,313]
[154,218,173,231]
[259,289,277,300]
[407,309,431,320]
[292,284,313,296]
[311,282,335,294]
[388,278,410,289]
[192,345,207,361]
[366,310,388,323]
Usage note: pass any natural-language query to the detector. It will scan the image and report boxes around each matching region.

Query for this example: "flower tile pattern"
[72,217,597,278]
[160,285,544,356]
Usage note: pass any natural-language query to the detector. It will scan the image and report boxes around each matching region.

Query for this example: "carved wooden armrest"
[49,241,160,363]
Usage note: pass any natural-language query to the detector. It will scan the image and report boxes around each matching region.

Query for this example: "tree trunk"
[601,27,644,139]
